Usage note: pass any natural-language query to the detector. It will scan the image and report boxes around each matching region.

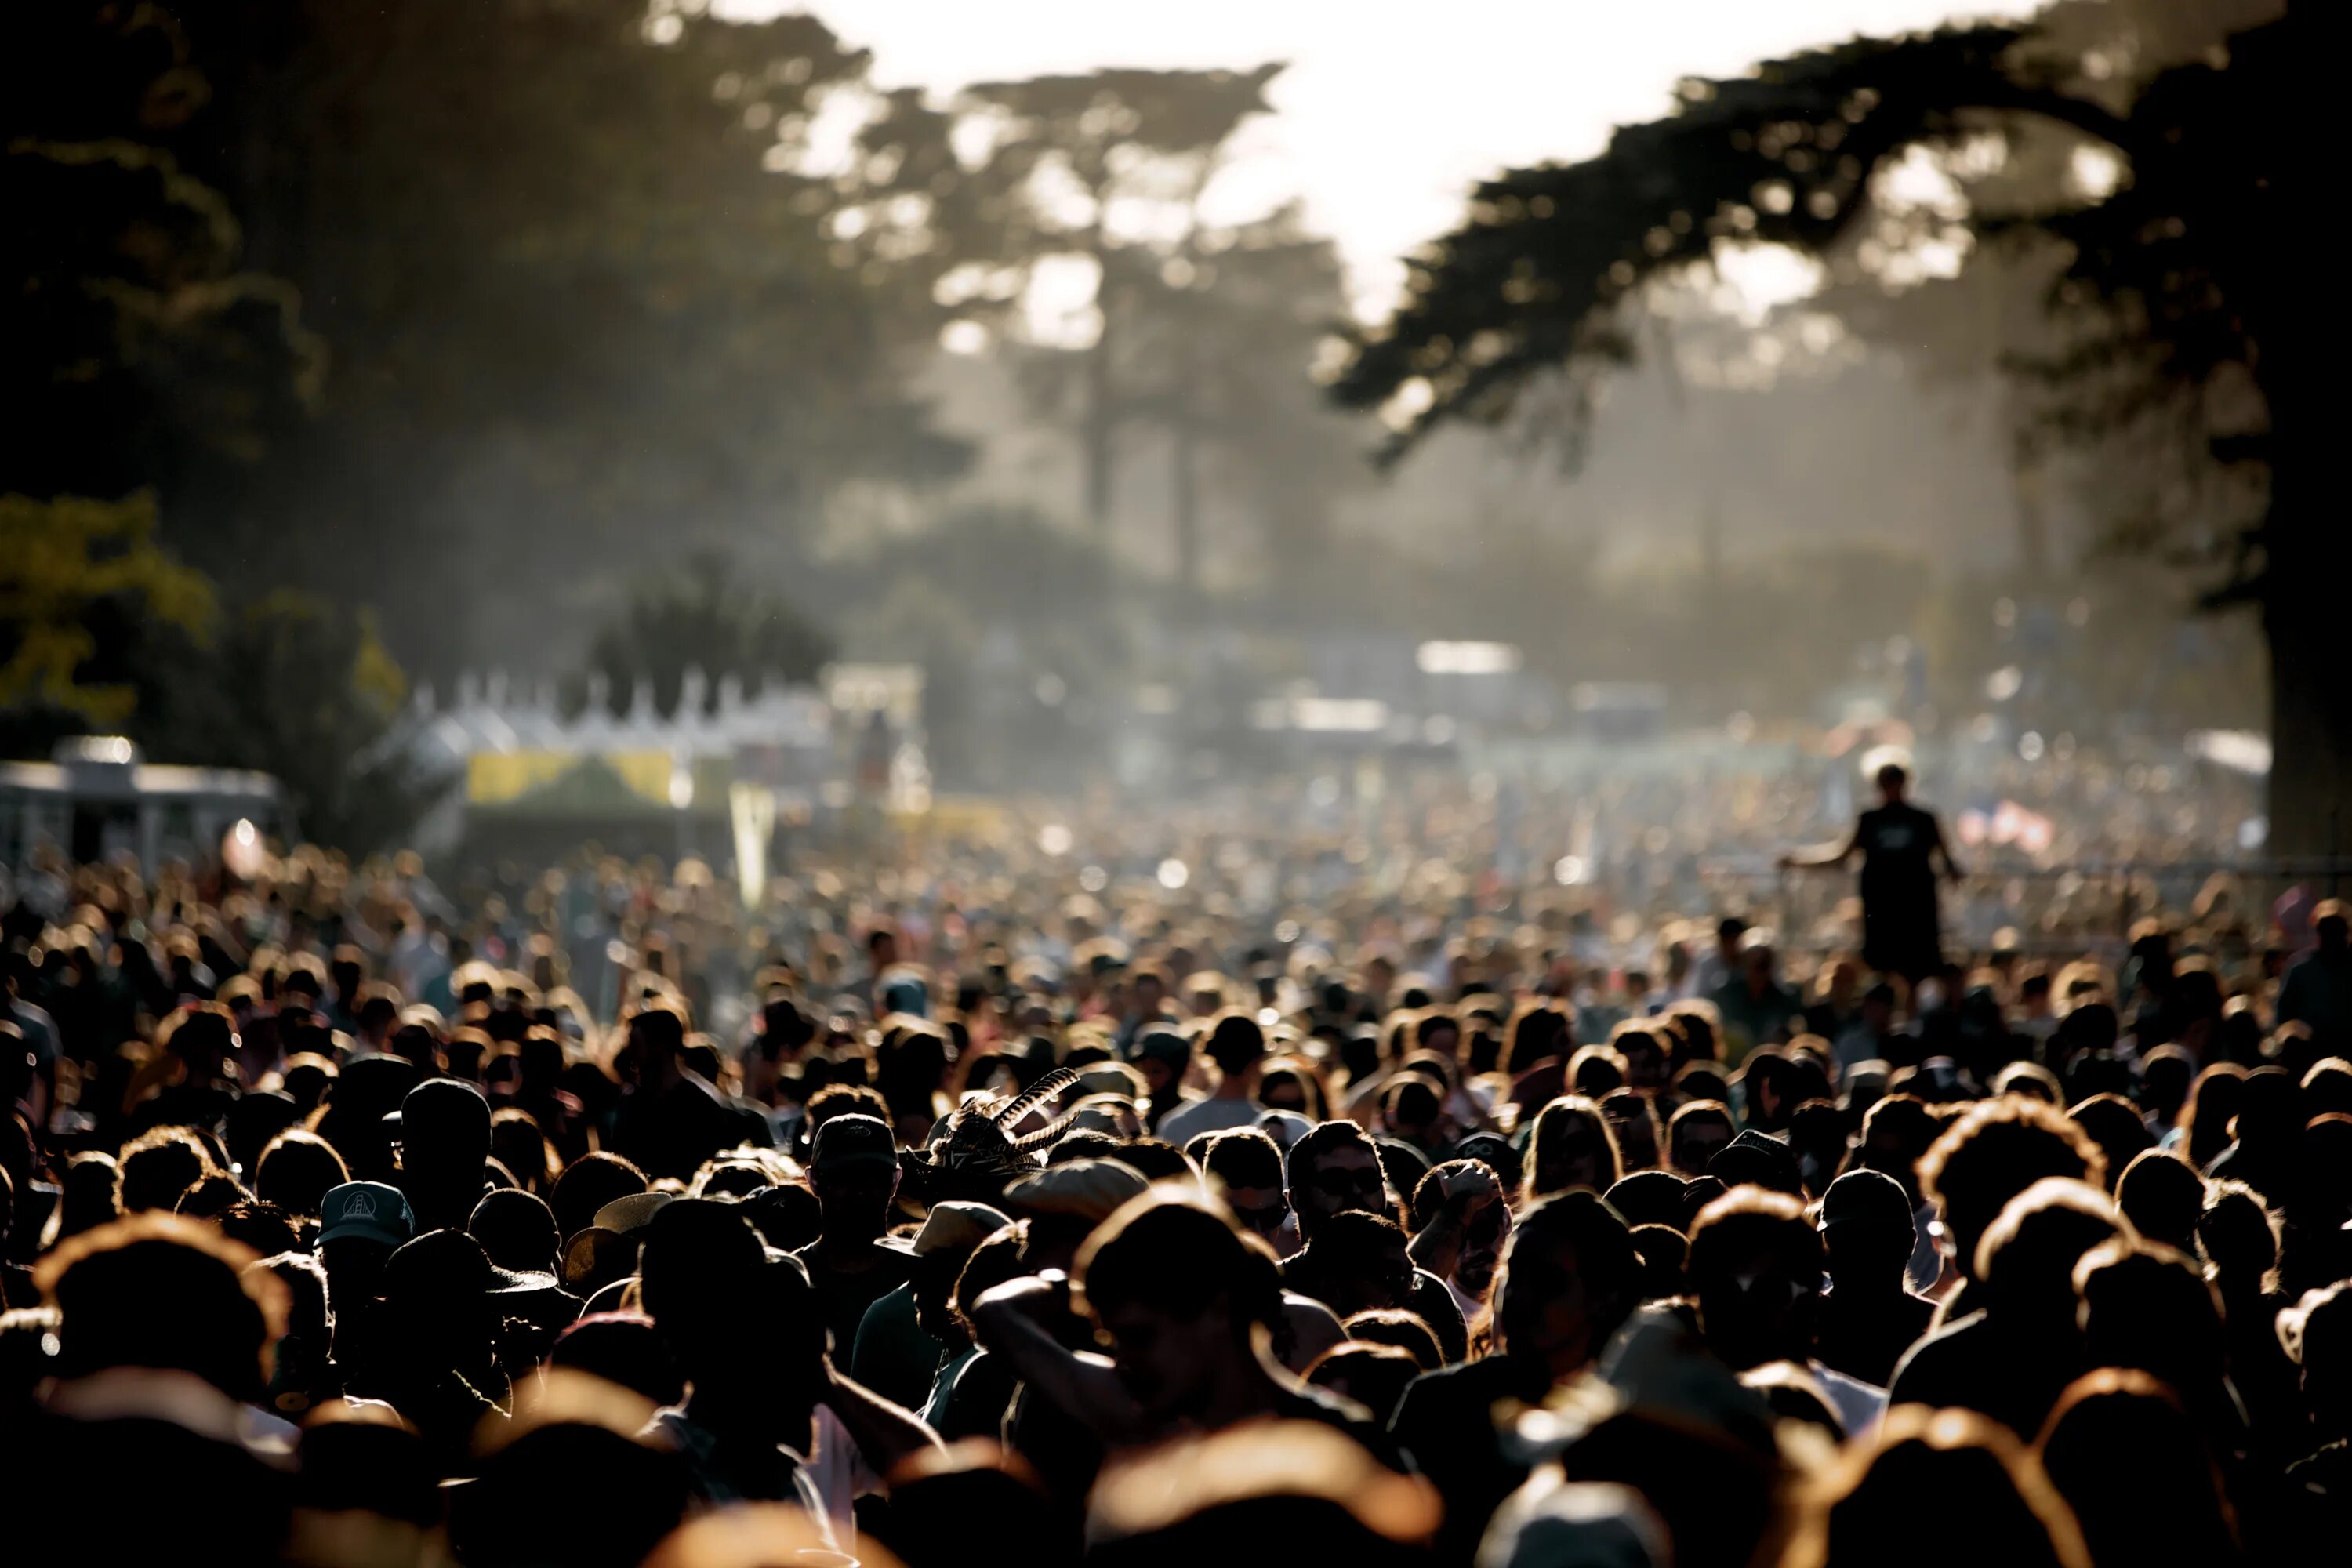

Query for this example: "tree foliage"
[584,553,833,720]
[1334,6,2338,853]
[0,492,213,724]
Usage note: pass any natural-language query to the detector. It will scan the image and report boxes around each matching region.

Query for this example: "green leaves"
[0,491,212,724]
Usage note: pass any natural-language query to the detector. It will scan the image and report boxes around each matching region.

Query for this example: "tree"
[1330,8,2339,857]
[4,2,976,681]
[2,8,429,852]
[584,552,833,720]
[0,492,213,726]
[951,65,1285,553]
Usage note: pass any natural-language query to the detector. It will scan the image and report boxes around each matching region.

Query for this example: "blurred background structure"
[0,0,2325,879]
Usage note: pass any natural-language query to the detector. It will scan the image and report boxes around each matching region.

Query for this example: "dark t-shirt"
[1813,1285,1936,1388]
[795,1241,916,1364]
[1391,1353,1555,1558]
[1856,803,1944,978]
[1886,1308,2082,1439]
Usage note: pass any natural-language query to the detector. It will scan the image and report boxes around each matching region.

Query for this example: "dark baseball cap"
[319,1181,416,1249]
[810,1113,898,1174]
[1707,1130,1802,1197]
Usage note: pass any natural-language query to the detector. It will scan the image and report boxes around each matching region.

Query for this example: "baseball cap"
[1819,1167,1913,1236]
[1707,1130,1802,1197]
[1129,1028,1192,1073]
[319,1181,415,1249]
[913,1201,1013,1259]
[811,1113,899,1174]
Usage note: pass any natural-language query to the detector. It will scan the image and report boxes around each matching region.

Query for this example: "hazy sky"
[725,1,2031,314]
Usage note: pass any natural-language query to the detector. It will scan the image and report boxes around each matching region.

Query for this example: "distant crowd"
[2,806,2350,1566]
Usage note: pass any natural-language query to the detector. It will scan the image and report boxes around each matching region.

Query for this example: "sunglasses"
[1310,1167,1388,1201]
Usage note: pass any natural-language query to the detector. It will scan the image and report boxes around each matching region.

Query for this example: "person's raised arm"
[1406,1163,1500,1281]
[820,1363,942,1474]
[969,1275,1145,1444]
[1779,826,1859,873]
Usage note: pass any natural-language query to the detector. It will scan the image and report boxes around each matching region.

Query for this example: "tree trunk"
[2260,483,2352,870]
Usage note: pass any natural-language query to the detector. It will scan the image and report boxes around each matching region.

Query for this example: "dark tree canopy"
[1332,7,2338,855]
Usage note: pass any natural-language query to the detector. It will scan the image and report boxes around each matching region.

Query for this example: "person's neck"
[1212,1073,1254,1102]
[811,1229,880,1261]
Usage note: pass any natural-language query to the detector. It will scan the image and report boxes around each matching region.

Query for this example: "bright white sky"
[722,0,2032,316]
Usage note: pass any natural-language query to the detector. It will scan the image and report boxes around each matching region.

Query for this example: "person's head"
[1203,1130,1288,1245]
[1874,761,1910,804]
[36,1213,286,1404]
[2280,1279,2352,1437]
[910,1200,1013,1342]
[1715,916,1748,960]
[1293,1207,1414,1317]
[2114,1149,2204,1254]
[253,1129,350,1217]
[2314,898,2350,955]
[2177,1063,2249,1168]
[808,1112,901,1243]
[1203,1011,1269,1086]
[1852,1094,1938,1205]
[1976,1178,2129,1331]
[398,1078,492,1229]
[1686,1188,1822,1370]
[549,1151,649,1240]
[1611,1022,1672,1094]
[2194,1178,2276,1290]
[2072,1238,2223,1403]
[379,1229,500,1371]
[1781,1406,2089,1568]
[951,1222,1030,1342]
[2227,1065,2299,1154]
[1501,1001,1571,1073]
[1668,1099,1736,1178]
[1086,1419,1440,1568]
[1567,1044,1626,1099]
[642,1203,818,1395]
[1817,1167,1917,1292]
[1380,1076,1443,1145]
[469,1188,561,1276]
[1920,1098,2106,1282]
[2063,1094,2151,1191]
[1304,1341,1419,1422]
[114,1125,217,1215]
[1076,1192,1285,1423]
[1339,1308,1443,1370]
[1598,1090,1662,1173]
[1410,1160,1510,1296]
[1285,1120,1390,1240]
[549,1313,685,1409]
[1494,1190,1641,1376]
[1526,1095,1623,1202]
[2036,1369,2240,1568]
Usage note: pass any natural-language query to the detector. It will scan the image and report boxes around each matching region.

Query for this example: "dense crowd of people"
[2,774,2349,1566]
